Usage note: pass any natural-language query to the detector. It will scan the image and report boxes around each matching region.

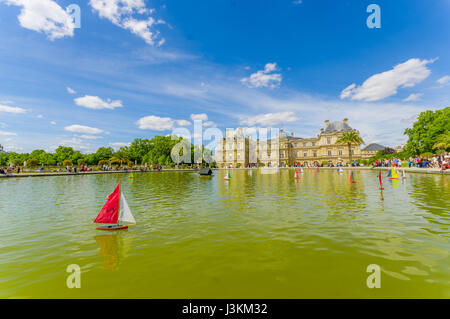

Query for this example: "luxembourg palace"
[216,119,375,168]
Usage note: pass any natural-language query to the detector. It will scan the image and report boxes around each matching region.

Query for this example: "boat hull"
[96,225,129,231]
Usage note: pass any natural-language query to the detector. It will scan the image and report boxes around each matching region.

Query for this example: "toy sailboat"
[299,167,304,173]
[224,170,231,180]
[94,183,136,231]
[350,171,356,183]
[401,169,406,179]
[387,168,399,180]
[378,171,384,190]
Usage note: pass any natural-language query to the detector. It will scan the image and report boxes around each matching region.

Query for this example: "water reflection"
[95,232,135,271]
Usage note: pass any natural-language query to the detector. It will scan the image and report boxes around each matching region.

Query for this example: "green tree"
[95,147,114,162]
[404,107,450,155]
[26,158,39,167]
[55,146,74,165]
[335,132,365,164]
[62,160,73,167]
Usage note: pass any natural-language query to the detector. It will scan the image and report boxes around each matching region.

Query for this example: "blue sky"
[0,0,449,153]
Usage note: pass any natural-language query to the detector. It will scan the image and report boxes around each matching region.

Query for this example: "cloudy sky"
[0,0,449,153]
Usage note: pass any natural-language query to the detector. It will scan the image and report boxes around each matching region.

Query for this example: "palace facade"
[216,119,373,168]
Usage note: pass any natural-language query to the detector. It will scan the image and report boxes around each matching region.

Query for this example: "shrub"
[420,152,434,159]
[26,158,39,167]
[98,160,108,167]
[62,160,73,167]
[321,161,328,166]
[236,163,242,168]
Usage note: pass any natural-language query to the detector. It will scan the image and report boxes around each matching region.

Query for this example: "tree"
[335,132,365,164]
[26,158,39,167]
[62,160,73,167]
[432,132,450,155]
[404,107,450,155]
[95,147,114,162]
[55,146,74,165]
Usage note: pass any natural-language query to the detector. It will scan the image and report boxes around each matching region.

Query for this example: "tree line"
[0,136,215,168]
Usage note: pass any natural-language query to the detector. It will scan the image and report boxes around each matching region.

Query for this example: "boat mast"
[117,182,120,227]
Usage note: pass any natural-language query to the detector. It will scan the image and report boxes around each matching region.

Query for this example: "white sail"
[119,193,136,224]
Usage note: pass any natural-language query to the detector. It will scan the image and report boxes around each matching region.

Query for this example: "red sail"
[94,183,120,224]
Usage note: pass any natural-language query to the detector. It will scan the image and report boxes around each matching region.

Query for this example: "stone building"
[360,143,385,159]
[216,119,371,167]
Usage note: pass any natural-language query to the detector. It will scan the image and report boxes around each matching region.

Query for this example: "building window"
[304,152,307,157]
[303,142,307,147]
[339,149,343,156]
[328,149,332,156]
[228,154,233,159]
[280,152,284,158]
[294,152,298,157]
[313,151,317,157]
[327,138,331,144]
[237,153,240,159]
[351,149,354,155]
[312,142,315,146]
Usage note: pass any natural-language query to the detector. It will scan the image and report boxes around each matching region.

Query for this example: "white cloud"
[89,0,164,46]
[0,130,17,136]
[293,0,303,4]
[64,124,103,134]
[110,142,131,149]
[79,135,103,140]
[50,121,56,125]
[136,115,175,131]
[340,58,436,101]
[175,119,191,126]
[57,137,94,153]
[36,114,44,118]
[437,75,450,85]
[137,115,194,131]
[241,62,282,88]
[67,87,76,94]
[74,95,123,110]
[240,112,300,127]
[190,113,208,121]
[403,93,423,102]
[0,104,27,114]
[3,0,75,40]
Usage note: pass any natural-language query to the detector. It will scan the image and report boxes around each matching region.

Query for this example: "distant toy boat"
[378,171,384,190]
[401,169,406,179]
[299,167,304,173]
[350,171,356,183]
[224,170,231,180]
[94,183,136,231]
[388,168,399,180]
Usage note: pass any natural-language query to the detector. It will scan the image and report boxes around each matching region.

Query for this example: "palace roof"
[362,143,385,151]
[323,120,354,134]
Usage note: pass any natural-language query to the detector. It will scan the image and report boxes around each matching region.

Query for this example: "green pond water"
[0,169,449,298]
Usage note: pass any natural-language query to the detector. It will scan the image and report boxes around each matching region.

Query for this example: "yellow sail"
[390,168,399,179]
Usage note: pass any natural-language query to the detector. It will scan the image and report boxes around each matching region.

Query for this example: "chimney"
[324,120,330,129]
[343,118,348,125]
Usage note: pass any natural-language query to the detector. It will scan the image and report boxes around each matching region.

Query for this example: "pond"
[0,169,448,298]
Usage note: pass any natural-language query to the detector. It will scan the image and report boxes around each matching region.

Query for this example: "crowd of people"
[372,152,449,170]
